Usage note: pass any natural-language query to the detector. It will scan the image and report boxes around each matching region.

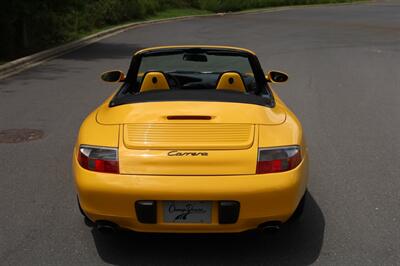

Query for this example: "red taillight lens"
[256,146,301,174]
[77,145,119,174]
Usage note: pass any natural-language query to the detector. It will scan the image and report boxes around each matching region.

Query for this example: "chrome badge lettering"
[167,150,208,156]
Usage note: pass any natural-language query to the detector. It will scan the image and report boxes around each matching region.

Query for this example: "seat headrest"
[140,71,170,93]
[216,72,246,92]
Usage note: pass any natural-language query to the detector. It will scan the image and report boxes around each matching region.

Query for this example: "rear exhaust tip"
[95,220,118,234]
[258,221,282,232]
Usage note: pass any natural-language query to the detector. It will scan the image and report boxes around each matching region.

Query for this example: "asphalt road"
[1,1,400,265]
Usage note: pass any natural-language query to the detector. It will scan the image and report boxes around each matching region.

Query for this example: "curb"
[0,1,370,80]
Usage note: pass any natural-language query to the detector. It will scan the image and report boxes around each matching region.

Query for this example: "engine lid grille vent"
[123,123,254,150]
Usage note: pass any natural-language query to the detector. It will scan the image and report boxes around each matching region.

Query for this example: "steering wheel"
[164,73,181,90]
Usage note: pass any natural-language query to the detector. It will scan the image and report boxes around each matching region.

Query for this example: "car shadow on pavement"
[91,193,324,266]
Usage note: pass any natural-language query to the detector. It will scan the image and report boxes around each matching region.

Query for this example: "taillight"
[77,145,119,174]
[256,146,301,174]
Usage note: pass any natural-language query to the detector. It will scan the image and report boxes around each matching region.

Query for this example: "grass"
[236,0,365,12]
[197,0,361,12]
[148,8,211,20]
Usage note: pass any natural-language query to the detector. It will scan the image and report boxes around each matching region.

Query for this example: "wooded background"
[0,0,351,61]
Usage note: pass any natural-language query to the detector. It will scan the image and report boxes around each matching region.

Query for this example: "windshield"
[139,52,253,74]
[110,48,274,108]
[136,51,257,92]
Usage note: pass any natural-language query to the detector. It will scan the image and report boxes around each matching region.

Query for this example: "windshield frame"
[110,47,275,107]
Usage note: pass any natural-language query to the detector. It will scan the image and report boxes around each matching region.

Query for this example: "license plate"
[163,201,212,223]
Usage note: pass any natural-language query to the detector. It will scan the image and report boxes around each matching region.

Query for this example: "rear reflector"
[256,146,301,174]
[219,201,240,224]
[78,145,119,174]
[135,201,157,224]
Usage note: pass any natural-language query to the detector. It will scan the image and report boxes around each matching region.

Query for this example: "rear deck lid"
[119,123,258,175]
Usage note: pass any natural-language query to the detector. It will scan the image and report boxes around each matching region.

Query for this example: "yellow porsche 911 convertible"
[73,45,308,233]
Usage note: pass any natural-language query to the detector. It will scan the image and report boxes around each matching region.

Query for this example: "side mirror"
[266,71,288,83]
[101,70,125,82]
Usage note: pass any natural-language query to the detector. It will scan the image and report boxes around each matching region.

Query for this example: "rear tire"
[77,196,94,226]
[289,190,307,222]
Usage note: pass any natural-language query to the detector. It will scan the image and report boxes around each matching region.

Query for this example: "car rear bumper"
[73,154,308,233]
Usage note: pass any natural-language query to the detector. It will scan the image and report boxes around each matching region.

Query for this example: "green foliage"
[149,8,210,20]
[0,0,354,61]
[0,0,166,60]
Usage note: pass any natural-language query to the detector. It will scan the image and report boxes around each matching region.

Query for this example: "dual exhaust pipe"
[257,221,282,232]
[95,220,118,234]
